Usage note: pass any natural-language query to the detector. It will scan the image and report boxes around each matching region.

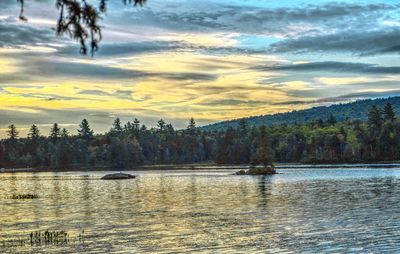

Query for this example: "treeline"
[0,102,399,169]
[0,117,272,169]
[267,103,400,163]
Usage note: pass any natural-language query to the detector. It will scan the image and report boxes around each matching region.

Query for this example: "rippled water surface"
[2,166,400,253]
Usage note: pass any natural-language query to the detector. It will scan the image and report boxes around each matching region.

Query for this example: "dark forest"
[0,102,398,169]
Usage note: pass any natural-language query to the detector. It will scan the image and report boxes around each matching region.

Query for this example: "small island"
[234,166,276,175]
[234,126,276,175]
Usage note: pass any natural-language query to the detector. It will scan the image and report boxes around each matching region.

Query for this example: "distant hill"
[201,96,400,131]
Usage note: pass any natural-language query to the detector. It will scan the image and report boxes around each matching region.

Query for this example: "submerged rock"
[234,166,276,175]
[101,173,136,180]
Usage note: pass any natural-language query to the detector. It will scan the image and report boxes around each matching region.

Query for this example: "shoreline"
[2,162,400,173]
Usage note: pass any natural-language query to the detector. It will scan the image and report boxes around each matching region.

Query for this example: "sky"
[1,0,400,137]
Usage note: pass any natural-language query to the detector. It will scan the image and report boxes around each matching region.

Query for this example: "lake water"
[1,166,400,253]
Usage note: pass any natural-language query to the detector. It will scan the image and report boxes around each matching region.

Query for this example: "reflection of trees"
[32,172,41,222]
[7,173,19,224]
[50,173,62,219]
[257,175,273,208]
[189,176,198,206]
[82,177,92,223]
[9,172,17,196]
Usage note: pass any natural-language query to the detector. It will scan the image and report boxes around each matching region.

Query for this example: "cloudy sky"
[1,0,400,137]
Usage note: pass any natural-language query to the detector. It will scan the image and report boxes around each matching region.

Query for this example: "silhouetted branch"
[17,0,27,21]
[16,0,147,55]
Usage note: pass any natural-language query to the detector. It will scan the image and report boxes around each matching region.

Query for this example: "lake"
[1,166,400,253]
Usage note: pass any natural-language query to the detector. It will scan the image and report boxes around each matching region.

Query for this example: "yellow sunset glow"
[1,1,398,138]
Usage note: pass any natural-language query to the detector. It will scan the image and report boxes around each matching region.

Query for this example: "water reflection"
[1,168,400,253]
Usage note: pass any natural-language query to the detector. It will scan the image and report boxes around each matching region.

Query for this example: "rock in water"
[234,169,247,175]
[234,166,276,175]
[101,173,136,180]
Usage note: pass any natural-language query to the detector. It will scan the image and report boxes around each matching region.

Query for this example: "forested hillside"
[1,101,399,168]
[202,97,400,131]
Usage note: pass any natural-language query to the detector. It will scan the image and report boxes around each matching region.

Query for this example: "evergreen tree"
[140,124,147,132]
[133,118,141,137]
[133,118,140,129]
[166,123,175,135]
[367,105,383,128]
[61,128,69,138]
[187,117,196,135]
[383,102,396,122]
[7,124,18,140]
[216,127,234,164]
[78,119,94,140]
[251,126,273,167]
[125,121,133,132]
[238,118,248,135]
[50,123,61,141]
[157,119,166,133]
[28,124,40,140]
[111,118,123,134]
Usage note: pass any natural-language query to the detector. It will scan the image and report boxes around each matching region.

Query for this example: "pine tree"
[216,127,234,164]
[251,126,273,167]
[157,119,166,133]
[61,128,69,138]
[383,102,396,122]
[133,118,141,137]
[125,121,133,132]
[28,124,40,140]
[187,117,196,135]
[133,118,140,129]
[367,105,383,128]
[78,119,94,140]
[50,123,61,141]
[7,124,18,141]
[166,123,175,135]
[111,118,123,134]
[238,118,248,135]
